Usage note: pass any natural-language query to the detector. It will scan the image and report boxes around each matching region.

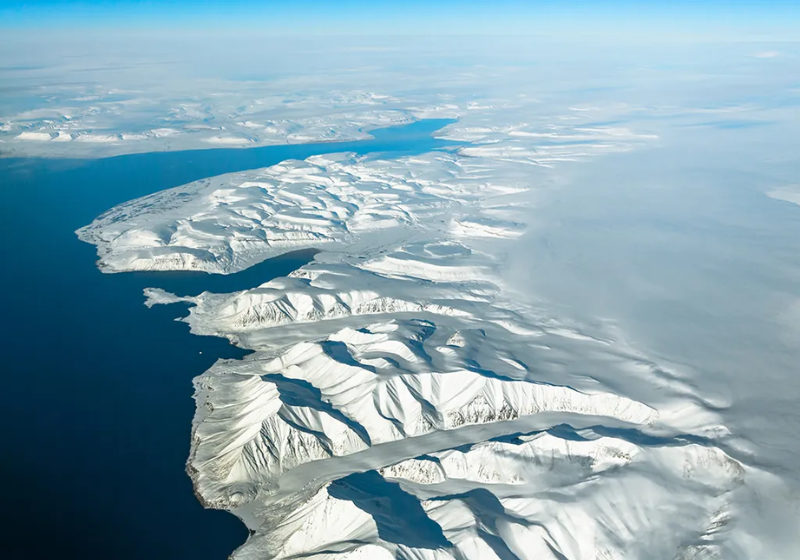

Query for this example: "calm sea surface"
[0,120,457,559]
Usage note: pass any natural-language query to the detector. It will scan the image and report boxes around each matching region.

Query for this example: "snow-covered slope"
[77,152,530,274]
[0,85,418,158]
[79,136,769,558]
[238,430,745,560]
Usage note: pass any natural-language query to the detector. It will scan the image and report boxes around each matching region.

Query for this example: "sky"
[1,0,799,38]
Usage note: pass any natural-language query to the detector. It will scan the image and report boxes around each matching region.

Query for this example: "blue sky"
[1,1,799,37]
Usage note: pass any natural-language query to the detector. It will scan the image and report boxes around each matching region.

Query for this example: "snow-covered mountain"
[78,121,772,559]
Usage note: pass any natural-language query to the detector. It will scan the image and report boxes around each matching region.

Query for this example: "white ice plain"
[76,106,790,558]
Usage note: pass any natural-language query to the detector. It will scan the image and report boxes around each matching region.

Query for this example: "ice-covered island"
[76,113,766,560]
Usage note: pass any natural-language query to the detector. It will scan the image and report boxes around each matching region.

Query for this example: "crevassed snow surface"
[77,111,791,558]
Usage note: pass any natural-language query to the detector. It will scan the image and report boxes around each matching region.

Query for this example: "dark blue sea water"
[0,120,457,559]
